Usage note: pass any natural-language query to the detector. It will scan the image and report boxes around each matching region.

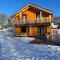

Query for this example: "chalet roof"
[11,3,53,18]
[17,3,53,14]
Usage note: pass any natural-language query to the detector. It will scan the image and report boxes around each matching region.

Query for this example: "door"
[20,26,26,36]
[39,27,45,36]
[22,14,27,23]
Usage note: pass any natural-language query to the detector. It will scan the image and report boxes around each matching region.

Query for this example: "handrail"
[13,19,50,24]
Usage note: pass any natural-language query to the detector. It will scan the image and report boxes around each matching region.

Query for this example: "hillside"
[53,16,60,23]
[0,29,60,60]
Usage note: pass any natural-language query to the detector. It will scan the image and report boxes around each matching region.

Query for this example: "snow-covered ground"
[0,29,60,60]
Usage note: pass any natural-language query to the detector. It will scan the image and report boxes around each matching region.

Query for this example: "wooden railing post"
[20,12,22,24]
[40,11,42,23]
[49,15,52,23]
[29,19,32,36]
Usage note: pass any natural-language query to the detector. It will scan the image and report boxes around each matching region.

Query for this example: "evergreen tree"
[8,18,12,28]
[1,15,5,29]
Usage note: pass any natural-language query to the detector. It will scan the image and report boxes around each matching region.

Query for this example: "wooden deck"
[14,22,51,27]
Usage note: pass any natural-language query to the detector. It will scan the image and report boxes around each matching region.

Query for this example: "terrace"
[13,17,51,26]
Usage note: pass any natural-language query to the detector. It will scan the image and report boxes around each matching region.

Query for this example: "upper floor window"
[36,13,40,22]
[22,14,27,23]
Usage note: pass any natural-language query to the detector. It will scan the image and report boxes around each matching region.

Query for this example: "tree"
[8,18,12,28]
[1,15,5,29]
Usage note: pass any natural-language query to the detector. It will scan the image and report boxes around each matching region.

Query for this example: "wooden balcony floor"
[14,22,51,27]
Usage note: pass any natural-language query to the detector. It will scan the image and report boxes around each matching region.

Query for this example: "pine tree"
[8,18,12,28]
[1,15,5,29]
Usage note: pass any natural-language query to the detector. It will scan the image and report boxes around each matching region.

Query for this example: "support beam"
[20,12,22,23]
[20,7,30,12]
[30,25,32,36]
[20,12,22,20]
[40,11,42,23]
[49,15,52,23]
[29,20,32,36]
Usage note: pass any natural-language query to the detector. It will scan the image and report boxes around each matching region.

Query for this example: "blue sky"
[0,0,60,16]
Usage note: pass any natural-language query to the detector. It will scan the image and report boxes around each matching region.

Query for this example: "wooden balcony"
[14,19,51,27]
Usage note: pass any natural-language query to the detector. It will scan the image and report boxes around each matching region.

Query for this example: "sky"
[0,0,60,16]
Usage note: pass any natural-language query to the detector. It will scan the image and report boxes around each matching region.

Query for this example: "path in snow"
[0,29,60,60]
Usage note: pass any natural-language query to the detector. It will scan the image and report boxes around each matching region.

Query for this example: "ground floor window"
[21,26,26,32]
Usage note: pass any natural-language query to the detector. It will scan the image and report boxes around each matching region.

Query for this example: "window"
[21,26,26,32]
[22,14,27,23]
[36,13,40,22]
[22,14,27,19]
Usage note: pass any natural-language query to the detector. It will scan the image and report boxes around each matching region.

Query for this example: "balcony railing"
[13,17,51,24]
[13,20,50,24]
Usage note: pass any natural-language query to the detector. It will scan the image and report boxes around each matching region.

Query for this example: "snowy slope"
[0,29,60,60]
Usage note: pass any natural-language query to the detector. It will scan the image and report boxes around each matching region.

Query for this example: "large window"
[22,14,27,23]
[36,13,40,22]
[21,26,26,32]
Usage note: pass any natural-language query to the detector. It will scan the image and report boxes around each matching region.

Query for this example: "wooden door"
[38,27,45,36]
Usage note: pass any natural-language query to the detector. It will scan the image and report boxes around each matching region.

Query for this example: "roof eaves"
[12,3,53,17]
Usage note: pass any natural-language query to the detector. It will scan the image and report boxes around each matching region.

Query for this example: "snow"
[0,29,60,60]
[0,28,12,31]
[52,23,58,28]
